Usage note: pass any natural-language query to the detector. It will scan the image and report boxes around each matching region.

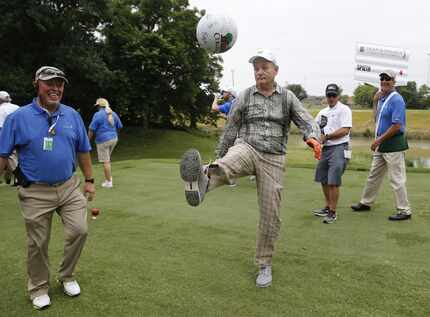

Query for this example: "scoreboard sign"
[354,42,410,86]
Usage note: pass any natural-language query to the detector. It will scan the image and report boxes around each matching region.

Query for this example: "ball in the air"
[196,13,238,54]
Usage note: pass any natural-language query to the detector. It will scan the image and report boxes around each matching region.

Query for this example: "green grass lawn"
[1,129,430,316]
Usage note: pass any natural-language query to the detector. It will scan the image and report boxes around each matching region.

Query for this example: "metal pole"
[231,69,235,88]
[427,53,430,86]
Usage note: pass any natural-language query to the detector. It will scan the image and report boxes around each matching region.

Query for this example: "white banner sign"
[354,42,410,86]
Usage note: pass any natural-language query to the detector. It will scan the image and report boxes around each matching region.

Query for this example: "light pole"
[231,69,235,88]
[427,53,430,86]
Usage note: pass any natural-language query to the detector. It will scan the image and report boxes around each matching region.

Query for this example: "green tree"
[417,84,430,109]
[353,84,377,108]
[103,0,222,128]
[340,95,350,105]
[286,84,307,101]
[0,0,111,121]
[397,81,418,108]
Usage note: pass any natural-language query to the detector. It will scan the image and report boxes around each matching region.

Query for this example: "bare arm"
[211,96,220,112]
[77,152,95,201]
[371,123,401,151]
[321,127,351,143]
[0,157,7,177]
[372,91,382,122]
[88,129,94,141]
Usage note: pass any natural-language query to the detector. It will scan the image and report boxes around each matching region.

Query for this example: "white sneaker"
[63,280,81,297]
[256,265,272,288]
[32,294,51,310]
[101,180,113,188]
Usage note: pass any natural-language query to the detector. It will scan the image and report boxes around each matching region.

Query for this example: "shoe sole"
[33,303,51,310]
[63,288,81,297]
[256,281,272,288]
[323,218,337,224]
[313,212,328,217]
[180,149,203,207]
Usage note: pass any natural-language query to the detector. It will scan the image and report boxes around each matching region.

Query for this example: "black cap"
[325,84,340,96]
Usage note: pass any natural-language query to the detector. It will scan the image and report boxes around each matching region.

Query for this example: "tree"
[340,95,350,105]
[102,0,222,128]
[0,0,223,128]
[397,81,418,108]
[417,84,430,109]
[0,0,111,121]
[353,84,377,107]
[286,84,307,101]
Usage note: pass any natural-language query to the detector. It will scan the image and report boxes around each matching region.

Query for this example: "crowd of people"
[0,50,412,309]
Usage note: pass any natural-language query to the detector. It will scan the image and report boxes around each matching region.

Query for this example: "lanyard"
[48,114,60,136]
[375,91,397,139]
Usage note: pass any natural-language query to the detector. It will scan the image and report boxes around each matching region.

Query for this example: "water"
[288,134,430,168]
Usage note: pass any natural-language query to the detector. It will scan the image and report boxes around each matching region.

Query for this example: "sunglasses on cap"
[380,74,393,81]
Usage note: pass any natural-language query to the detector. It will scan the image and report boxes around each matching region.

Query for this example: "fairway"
[1,131,430,316]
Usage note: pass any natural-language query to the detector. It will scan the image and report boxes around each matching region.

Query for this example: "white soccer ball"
[196,13,238,54]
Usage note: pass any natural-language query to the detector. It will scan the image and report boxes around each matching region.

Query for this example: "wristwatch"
[85,178,95,184]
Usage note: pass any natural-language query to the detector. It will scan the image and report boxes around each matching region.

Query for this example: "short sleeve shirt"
[89,109,123,144]
[0,102,19,128]
[376,91,406,137]
[0,99,91,184]
[315,102,352,146]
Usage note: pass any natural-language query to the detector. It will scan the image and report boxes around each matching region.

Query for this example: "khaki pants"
[208,142,285,266]
[360,151,411,213]
[18,175,88,299]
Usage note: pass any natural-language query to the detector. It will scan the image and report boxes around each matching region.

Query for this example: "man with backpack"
[179,49,321,288]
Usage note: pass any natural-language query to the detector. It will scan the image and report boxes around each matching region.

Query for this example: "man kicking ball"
[180,49,321,288]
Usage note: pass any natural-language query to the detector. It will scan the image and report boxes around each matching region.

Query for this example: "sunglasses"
[326,94,338,98]
[380,75,393,82]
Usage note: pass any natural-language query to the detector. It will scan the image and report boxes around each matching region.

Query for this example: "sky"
[188,0,430,96]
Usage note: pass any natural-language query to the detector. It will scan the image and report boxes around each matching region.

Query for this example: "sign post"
[354,43,410,86]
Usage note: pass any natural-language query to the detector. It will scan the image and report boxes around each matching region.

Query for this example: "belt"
[32,180,69,187]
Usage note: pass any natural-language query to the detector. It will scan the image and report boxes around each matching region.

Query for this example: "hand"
[371,139,381,151]
[373,91,382,103]
[320,134,327,144]
[83,182,96,201]
[306,138,321,160]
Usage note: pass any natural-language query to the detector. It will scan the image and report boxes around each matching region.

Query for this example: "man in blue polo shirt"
[351,69,411,221]
[211,88,236,115]
[0,66,95,310]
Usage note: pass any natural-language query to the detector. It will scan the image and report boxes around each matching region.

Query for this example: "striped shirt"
[216,83,320,157]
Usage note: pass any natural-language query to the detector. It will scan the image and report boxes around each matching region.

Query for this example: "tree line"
[288,82,430,109]
[0,0,222,128]
[353,82,430,109]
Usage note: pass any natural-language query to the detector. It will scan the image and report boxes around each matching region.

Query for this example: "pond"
[288,134,430,168]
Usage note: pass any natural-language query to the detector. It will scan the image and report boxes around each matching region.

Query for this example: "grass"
[213,107,430,140]
[1,129,430,316]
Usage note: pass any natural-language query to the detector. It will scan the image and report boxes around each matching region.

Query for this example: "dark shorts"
[315,143,348,186]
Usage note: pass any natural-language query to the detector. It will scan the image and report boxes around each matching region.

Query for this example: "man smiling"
[0,66,95,309]
[351,70,411,221]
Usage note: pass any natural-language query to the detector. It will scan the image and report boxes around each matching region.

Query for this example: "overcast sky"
[188,0,430,96]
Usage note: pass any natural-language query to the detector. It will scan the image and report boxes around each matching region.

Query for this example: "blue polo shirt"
[376,91,406,137]
[89,109,123,144]
[0,99,91,185]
